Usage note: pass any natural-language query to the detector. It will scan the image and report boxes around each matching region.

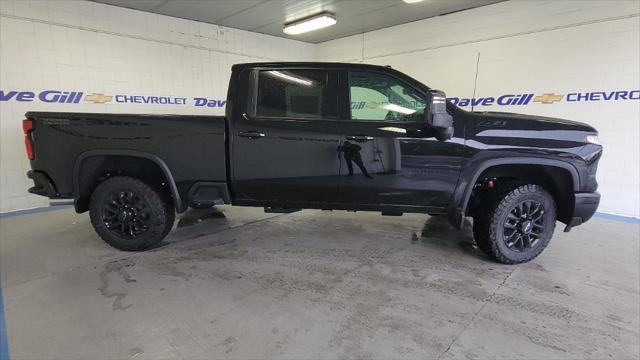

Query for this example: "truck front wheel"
[89,176,175,251]
[473,183,556,264]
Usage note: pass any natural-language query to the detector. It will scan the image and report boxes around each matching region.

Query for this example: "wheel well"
[75,155,173,212]
[468,164,574,223]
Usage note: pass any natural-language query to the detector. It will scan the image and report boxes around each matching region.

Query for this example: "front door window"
[349,71,426,122]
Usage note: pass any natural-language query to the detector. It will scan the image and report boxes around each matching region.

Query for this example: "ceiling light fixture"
[378,126,407,134]
[403,0,425,3]
[267,71,314,86]
[383,104,416,115]
[283,13,337,35]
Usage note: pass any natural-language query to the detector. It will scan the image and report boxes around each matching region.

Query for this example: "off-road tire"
[89,176,175,251]
[473,183,556,264]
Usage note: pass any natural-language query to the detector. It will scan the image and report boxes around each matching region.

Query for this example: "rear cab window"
[256,69,337,119]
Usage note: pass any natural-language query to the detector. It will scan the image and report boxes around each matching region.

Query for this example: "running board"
[49,199,74,206]
[381,211,403,216]
[264,207,301,214]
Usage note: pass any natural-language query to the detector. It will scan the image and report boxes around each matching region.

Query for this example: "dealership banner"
[448,90,640,107]
[1,88,638,108]
[0,90,226,108]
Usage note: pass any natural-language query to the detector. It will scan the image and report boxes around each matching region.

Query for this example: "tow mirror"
[426,90,453,141]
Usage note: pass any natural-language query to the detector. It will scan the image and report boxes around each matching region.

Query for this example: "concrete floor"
[0,206,638,359]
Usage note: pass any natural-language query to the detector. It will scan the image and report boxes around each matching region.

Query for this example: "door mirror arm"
[426,90,454,141]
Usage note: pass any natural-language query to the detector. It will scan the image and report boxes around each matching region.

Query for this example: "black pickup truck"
[23,62,602,264]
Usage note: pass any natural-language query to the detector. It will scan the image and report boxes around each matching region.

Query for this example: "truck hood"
[472,111,597,133]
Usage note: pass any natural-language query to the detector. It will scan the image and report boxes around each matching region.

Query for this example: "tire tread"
[89,176,174,251]
[473,182,556,264]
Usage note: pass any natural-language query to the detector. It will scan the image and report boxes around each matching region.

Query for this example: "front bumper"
[564,192,600,232]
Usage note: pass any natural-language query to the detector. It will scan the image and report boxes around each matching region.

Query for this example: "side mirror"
[426,90,453,141]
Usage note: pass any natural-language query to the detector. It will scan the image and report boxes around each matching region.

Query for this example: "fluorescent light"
[382,103,416,115]
[378,127,407,134]
[266,70,314,86]
[283,13,336,35]
[403,0,425,3]
[432,95,447,104]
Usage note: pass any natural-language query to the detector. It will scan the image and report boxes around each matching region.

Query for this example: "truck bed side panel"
[26,112,226,201]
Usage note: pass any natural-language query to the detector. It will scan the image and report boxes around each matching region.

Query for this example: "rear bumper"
[27,170,58,198]
[564,192,600,232]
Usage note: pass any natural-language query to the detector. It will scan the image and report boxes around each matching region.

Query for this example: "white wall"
[0,0,315,212]
[1,0,639,218]
[317,0,640,218]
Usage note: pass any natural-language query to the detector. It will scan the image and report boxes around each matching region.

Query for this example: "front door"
[231,68,343,205]
[337,70,465,209]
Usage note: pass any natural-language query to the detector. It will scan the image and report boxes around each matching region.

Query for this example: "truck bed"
[25,112,227,210]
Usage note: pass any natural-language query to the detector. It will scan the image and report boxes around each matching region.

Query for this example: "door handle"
[238,131,266,139]
[345,135,374,142]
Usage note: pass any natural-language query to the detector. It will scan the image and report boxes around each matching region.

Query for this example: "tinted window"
[257,70,333,118]
[349,71,426,122]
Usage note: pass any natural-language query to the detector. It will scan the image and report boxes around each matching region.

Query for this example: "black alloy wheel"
[102,190,152,239]
[503,200,545,252]
[90,176,175,251]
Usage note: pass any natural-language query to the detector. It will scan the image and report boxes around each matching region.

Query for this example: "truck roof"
[232,62,392,71]
[232,62,431,90]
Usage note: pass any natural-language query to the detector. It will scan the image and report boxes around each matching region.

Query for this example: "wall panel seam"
[354,13,640,61]
[0,13,282,61]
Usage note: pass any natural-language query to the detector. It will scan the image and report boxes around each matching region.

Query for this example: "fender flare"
[72,149,186,213]
[449,157,580,228]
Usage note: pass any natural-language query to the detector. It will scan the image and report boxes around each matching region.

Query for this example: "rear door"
[337,69,465,209]
[231,67,343,205]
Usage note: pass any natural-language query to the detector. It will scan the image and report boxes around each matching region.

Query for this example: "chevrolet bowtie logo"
[85,93,113,104]
[534,93,563,104]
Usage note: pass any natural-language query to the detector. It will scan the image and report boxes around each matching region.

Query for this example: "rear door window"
[256,69,336,119]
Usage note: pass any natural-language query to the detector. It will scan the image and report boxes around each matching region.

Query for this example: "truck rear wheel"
[89,176,175,251]
[473,183,556,264]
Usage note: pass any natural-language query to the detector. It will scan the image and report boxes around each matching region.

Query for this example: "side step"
[49,199,74,206]
[264,207,301,214]
[381,211,403,216]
